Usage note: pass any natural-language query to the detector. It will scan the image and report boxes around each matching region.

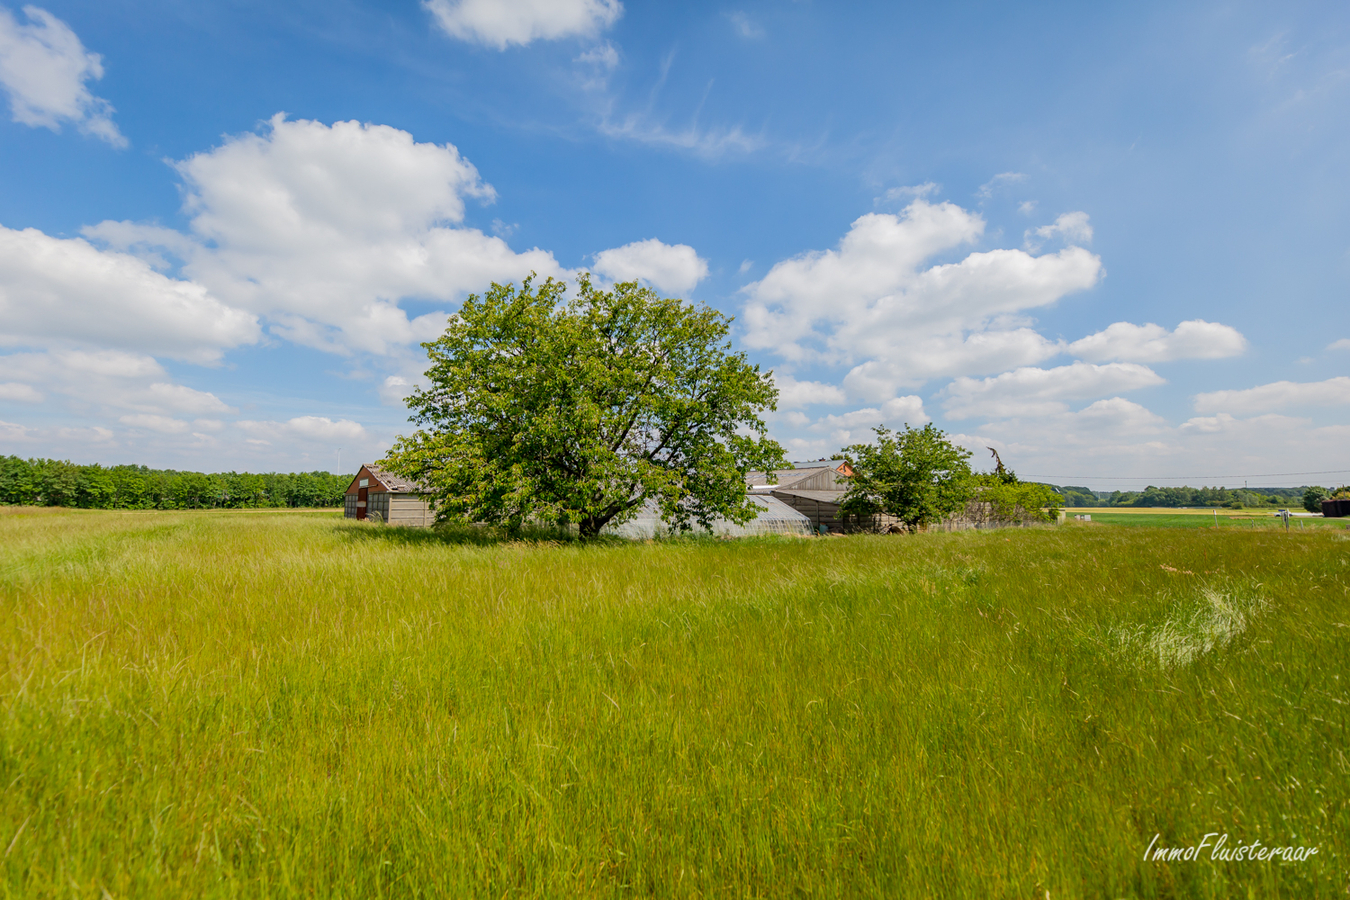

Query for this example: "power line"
[1024,468,1350,483]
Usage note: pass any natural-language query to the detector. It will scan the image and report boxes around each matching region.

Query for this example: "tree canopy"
[838,424,974,528]
[971,463,1061,524]
[0,456,348,509]
[386,276,786,537]
[839,427,1059,528]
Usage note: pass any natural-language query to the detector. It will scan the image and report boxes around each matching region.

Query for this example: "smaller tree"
[1303,486,1329,513]
[840,424,974,529]
[973,471,1061,524]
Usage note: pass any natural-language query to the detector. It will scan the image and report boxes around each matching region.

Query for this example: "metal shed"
[344,465,435,526]
[744,460,861,533]
[746,459,853,491]
[602,494,814,539]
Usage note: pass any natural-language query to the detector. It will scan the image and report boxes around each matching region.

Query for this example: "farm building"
[344,465,436,526]
[340,457,1045,535]
[747,458,853,490]
[602,494,815,539]
[745,459,1044,533]
[603,459,860,537]
[746,460,897,534]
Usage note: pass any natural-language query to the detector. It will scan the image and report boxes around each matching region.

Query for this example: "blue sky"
[0,0,1347,488]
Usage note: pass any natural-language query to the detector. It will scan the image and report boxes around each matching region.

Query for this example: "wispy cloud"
[877,182,939,205]
[1024,211,1093,250]
[976,171,1026,199]
[726,11,764,40]
[597,113,764,157]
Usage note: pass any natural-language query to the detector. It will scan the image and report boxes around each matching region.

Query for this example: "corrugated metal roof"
[770,488,848,504]
[790,459,849,470]
[602,494,813,538]
[746,467,808,486]
[362,465,431,494]
[747,460,852,487]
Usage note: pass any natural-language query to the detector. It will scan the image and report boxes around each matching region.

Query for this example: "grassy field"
[1067,508,1347,530]
[0,507,1346,898]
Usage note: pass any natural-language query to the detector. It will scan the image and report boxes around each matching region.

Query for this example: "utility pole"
[337,447,342,476]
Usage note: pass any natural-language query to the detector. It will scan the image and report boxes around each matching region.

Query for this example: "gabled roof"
[790,459,851,472]
[349,464,431,494]
[771,488,848,504]
[747,467,809,487]
[747,459,854,487]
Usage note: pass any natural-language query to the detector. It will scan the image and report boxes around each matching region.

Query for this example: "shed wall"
[355,492,435,526]
[387,494,435,527]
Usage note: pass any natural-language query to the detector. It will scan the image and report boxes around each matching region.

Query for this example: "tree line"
[1054,484,1320,510]
[0,456,351,509]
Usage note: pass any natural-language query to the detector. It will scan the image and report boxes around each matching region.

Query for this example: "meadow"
[1069,508,1345,530]
[0,507,1346,898]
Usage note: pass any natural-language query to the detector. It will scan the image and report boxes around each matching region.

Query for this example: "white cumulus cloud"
[0,349,234,419]
[942,361,1165,420]
[0,226,259,363]
[86,115,568,357]
[1069,319,1247,363]
[809,396,929,435]
[0,5,124,146]
[118,414,191,434]
[772,374,847,409]
[425,0,621,49]
[241,416,370,444]
[1025,211,1093,249]
[740,199,1102,392]
[1192,376,1350,414]
[591,238,708,294]
[0,381,41,402]
[841,329,1064,402]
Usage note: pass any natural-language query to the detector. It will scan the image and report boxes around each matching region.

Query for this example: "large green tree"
[386,276,787,537]
[839,424,975,529]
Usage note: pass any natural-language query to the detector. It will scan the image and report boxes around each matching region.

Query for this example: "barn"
[746,459,892,534]
[601,493,815,538]
[344,465,436,526]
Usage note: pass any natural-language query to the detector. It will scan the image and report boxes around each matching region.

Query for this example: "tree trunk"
[579,506,625,538]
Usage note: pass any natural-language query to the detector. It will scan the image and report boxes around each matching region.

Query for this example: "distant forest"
[0,456,350,509]
[1053,484,1312,509]
[0,454,1321,513]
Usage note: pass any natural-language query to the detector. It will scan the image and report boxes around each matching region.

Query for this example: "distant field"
[1066,507,1346,530]
[0,507,1346,897]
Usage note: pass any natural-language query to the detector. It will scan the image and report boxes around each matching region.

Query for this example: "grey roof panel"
[745,467,815,487]
[770,488,848,503]
[364,465,431,494]
[602,493,813,538]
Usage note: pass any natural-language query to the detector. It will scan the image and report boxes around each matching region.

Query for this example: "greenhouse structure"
[602,495,815,538]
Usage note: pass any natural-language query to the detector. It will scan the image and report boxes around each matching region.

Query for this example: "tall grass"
[0,507,1345,897]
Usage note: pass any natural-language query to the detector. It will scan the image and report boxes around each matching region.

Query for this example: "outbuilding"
[344,465,436,526]
[746,460,870,533]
